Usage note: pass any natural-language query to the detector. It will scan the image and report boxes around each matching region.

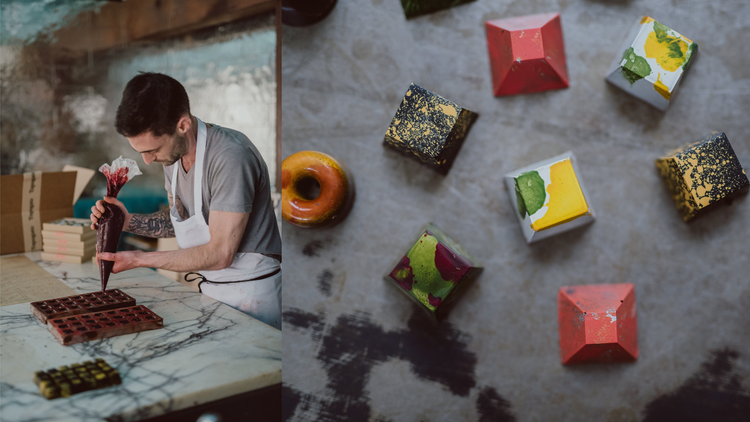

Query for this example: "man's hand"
[98,251,141,274]
[90,196,131,231]
[115,210,249,273]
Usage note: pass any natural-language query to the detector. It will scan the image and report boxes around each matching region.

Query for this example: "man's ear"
[176,114,192,135]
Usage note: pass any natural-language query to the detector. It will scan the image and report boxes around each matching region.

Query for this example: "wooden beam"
[51,0,275,57]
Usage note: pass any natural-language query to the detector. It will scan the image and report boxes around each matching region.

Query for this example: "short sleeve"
[206,141,262,214]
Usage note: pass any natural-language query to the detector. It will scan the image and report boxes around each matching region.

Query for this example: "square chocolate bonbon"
[31,290,136,324]
[383,84,478,174]
[384,223,482,320]
[486,13,569,96]
[47,305,163,346]
[656,132,749,221]
[504,151,595,243]
[558,283,638,365]
[605,16,697,110]
[34,358,122,399]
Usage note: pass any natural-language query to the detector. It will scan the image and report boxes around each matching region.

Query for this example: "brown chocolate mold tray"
[47,305,163,346]
[31,290,136,324]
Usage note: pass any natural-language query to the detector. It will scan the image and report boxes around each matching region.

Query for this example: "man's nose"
[142,153,152,165]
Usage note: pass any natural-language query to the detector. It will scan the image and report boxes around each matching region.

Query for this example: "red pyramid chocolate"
[557,283,638,365]
[485,12,569,96]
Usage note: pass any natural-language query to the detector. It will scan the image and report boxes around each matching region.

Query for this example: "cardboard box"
[42,218,94,234]
[1,168,94,255]
[41,252,95,264]
[43,237,96,248]
[42,230,97,242]
[43,244,96,257]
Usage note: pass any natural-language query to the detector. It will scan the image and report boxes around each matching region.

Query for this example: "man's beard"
[160,132,189,166]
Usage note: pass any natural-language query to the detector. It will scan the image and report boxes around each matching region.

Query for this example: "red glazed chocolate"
[485,13,569,96]
[557,283,638,365]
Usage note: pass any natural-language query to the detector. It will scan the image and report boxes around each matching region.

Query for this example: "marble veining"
[0,253,282,422]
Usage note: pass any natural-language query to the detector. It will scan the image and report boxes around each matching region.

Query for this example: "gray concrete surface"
[281,1,750,421]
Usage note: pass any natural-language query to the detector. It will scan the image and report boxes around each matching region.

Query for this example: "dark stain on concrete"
[476,386,517,422]
[316,311,400,402]
[399,312,477,396]
[281,384,302,422]
[642,348,750,422]
[317,269,334,297]
[303,239,326,257]
[282,308,500,420]
[282,308,325,342]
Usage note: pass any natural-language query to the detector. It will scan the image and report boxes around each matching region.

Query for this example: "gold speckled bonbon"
[656,132,749,221]
[384,84,478,174]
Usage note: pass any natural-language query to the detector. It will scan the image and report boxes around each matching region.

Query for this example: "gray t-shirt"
[164,123,281,260]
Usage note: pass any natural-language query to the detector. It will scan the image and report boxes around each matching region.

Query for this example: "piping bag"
[96,156,141,291]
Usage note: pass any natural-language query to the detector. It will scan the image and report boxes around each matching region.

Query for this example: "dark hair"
[115,72,190,137]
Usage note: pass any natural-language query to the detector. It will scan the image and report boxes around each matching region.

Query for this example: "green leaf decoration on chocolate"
[653,21,685,60]
[514,181,527,218]
[683,43,697,69]
[406,233,456,311]
[515,170,546,217]
[621,68,643,85]
[621,47,651,84]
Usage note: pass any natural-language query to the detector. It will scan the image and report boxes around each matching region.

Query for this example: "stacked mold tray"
[31,290,136,323]
[31,290,163,346]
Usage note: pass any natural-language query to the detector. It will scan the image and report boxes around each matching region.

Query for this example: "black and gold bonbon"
[656,132,749,221]
[383,84,478,175]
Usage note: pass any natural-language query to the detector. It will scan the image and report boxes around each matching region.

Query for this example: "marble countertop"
[0,252,282,422]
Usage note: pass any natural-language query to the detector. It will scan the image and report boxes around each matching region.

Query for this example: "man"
[90,72,282,330]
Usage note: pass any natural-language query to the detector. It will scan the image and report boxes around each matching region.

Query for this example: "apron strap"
[184,268,281,293]
[172,117,207,218]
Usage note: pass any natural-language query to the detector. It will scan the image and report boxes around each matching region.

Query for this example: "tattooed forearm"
[126,209,175,238]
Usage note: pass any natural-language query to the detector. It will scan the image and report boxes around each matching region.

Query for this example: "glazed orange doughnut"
[281,151,354,228]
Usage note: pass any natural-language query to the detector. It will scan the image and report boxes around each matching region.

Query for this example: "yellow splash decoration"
[640,16,654,25]
[644,22,690,72]
[531,159,590,232]
[654,73,671,100]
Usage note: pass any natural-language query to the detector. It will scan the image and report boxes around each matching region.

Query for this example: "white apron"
[171,118,281,330]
